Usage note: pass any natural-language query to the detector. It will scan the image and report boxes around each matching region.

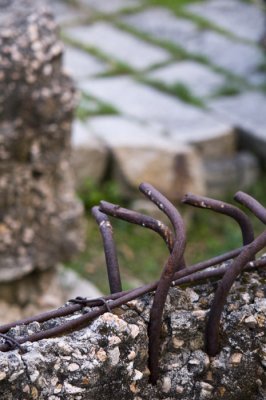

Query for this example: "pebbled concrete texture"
[48,0,265,198]
[0,270,266,399]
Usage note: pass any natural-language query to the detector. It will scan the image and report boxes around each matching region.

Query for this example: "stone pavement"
[46,0,266,200]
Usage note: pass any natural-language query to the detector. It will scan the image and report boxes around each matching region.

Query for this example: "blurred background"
[0,0,266,317]
[58,0,266,292]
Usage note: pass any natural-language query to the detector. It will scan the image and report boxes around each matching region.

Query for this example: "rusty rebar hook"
[0,246,247,335]
[0,257,265,352]
[206,229,266,357]
[0,333,25,353]
[139,182,186,384]
[182,193,254,246]
[92,206,122,294]
[99,200,174,252]
[234,191,266,224]
[0,183,265,390]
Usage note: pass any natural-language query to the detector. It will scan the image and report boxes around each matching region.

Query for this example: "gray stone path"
[80,76,233,144]
[79,0,140,13]
[47,0,266,198]
[187,0,265,42]
[123,8,199,45]
[209,92,266,158]
[85,115,206,199]
[123,7,263,78]
[63,46,107,79]
[147,60,225,98]
[87,115,165,146]
[45,0,85,24]
[184,30,263,78]
[65,22,170,70]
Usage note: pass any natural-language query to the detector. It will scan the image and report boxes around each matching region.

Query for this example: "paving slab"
[168,118,235,159]
[185,30,264,78]
[87,115,165,146]
[86,115,205,199]
[186,0,265,42]
[71,120,108,186]
[247,72,266,86]
[78,0,140,13]
[208,92,266,159]
[45,0,84,25]
[63,46,107,80]
[80,76,205,124]
[64,22,170,70]
[203,152,259,197]
[80,76,233,149]
[147,60,225,98]
[123,7,263,78]
[122,7,198,44]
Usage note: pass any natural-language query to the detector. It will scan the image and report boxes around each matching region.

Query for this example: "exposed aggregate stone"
[0,0,84,282]
[0,267,265,399]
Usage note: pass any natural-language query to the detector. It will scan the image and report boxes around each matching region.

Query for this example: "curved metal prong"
[182,193,254,246]
[206,229,266,356]
[139,182,186,384]
[99,200,174,252]
[234,191,266,224]
[92,206,122,294]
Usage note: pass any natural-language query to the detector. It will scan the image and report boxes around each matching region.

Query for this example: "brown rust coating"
[0,184,265,390]
[0,246,246,334]
[92,206,122,294]
[139,182,186,384]
[0,257,265,352]
[182,193,254,246]
[234,191,266,224]
[99,200,174,252]
[206,230,266,356]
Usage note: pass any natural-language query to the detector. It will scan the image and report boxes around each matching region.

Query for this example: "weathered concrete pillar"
[0,0,84,316]
[0,271,265,399]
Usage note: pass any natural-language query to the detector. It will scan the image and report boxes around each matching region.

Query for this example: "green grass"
[115,21,253,91]
[143,0,201,11]
[210,84,242,98]
[257,60,266,73]
[61,32,134,75]
[139,77,206,107]
[66,173,266,294]
[76,93,119,120]
[62,0,266,293]
[143,0,261,45]
[115,20,210,65]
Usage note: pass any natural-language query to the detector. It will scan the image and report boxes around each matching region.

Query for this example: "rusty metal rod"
[92,206,122,294]
[182,193,254,246]
[173,257,266,286]
[0,246,246,334]
[99,200,174,252]
[0,303,83,334]
[206,230,266,357]
[0,257,265,353]
[234,191,266,224]
[139,182,186,384]
[0,333,25,352]
[139,183,186,270]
